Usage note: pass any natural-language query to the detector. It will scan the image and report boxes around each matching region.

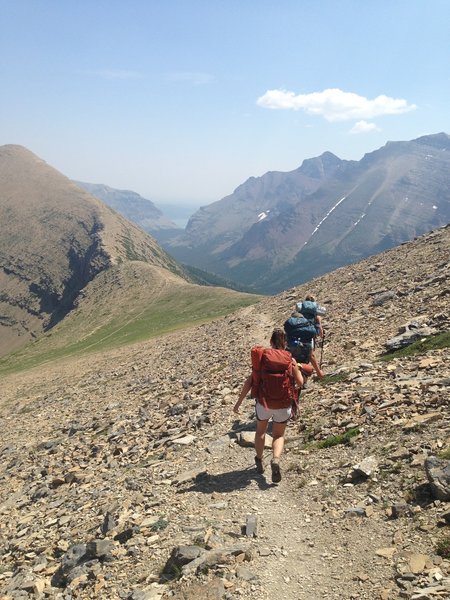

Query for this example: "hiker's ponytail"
[270,328,287,350]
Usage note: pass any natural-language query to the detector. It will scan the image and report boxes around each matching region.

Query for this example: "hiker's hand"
[233,402,241,414]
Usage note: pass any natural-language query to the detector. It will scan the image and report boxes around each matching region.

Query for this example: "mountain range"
[73,182,182,244]
[164,133,450,293]
[0,145,257,359]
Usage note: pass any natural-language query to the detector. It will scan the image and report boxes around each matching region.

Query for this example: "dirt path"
[194,401,397,600]
[1,275,448,600]
[215,306,324,597]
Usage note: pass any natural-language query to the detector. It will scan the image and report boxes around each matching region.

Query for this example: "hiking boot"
[255,456,264,474]
[271,459,281,483]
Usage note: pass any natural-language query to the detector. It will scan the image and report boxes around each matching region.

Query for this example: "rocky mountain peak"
[414,131,450,150]
[296,150,342,179]
[164,133,450,294]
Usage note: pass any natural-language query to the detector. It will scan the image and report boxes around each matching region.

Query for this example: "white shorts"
[255,403,292,423]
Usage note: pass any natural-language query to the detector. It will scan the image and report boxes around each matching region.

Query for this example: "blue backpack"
[296,300,318,320]
[284,316,319,346]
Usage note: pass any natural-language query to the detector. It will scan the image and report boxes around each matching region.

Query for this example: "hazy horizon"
[1,1,449,206]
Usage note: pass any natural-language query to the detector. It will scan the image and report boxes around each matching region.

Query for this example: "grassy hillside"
[0,145,185,356]
[0,262,261,376]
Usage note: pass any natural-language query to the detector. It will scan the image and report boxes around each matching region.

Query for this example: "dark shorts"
[288,343,312,364]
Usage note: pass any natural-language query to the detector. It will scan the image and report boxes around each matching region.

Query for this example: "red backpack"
[251,346,296,408]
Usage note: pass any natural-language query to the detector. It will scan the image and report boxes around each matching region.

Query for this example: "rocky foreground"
[0,225,449,600]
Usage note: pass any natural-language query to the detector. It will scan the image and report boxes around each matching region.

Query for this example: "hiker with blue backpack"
[233,328,304,483]
[284,295,325,380]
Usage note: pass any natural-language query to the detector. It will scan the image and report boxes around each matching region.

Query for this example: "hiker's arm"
[292,361,304,388]
[233,375,252,414]
[309,351,324,379]
[316,315,324,338]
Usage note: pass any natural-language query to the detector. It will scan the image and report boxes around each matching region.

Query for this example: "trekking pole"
[319,330,325,370]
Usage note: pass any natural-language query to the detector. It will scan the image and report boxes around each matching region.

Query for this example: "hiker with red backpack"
[233,328,303,483]
[284,295,325,380]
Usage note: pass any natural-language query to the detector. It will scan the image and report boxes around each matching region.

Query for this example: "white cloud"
[167,71,213,85]
[257,88,417,122]
[349,120,380,134]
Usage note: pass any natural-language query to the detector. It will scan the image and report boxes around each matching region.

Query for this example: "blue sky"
[1,1,449,209]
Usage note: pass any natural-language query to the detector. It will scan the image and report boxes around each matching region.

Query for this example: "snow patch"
[257,211,270,222]
[303,196,347,247]
[353,213,366,227]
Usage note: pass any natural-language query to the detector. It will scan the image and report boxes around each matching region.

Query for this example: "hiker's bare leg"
[310,351,324,378]
[255,418,269,459]
[271,421,287,461]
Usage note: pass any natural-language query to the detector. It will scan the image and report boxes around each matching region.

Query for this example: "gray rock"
[7,569,42,594]
[181,544,248,576]
[344,507,366,518]
[171,434,196,445]
[245,514,258,538]
[236,566,258,581]
[172,466,207,485]
[127,591,155,600]
[386,327,436,351]
[391,503,414,519]
[206,436,230,456]
[425,456,450,500]
[372,291,396,306]
[86,539,114,559]
[347,456,378,483]
[101,511,117,534]
[352,456,378,479]
[66,559,102,584]
[161,545,203,579]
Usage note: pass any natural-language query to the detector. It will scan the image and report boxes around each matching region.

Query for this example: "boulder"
[424,456,450,501]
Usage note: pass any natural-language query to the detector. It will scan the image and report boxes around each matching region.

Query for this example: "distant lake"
[156,202,202,229]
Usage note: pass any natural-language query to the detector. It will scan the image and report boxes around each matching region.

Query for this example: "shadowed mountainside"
[0,145,258,358]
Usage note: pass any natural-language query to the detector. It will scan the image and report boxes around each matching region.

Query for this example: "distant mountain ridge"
[73,181,182,243]
[164,133,450,293]
[0,145,186,356]
[170,151,342,253]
